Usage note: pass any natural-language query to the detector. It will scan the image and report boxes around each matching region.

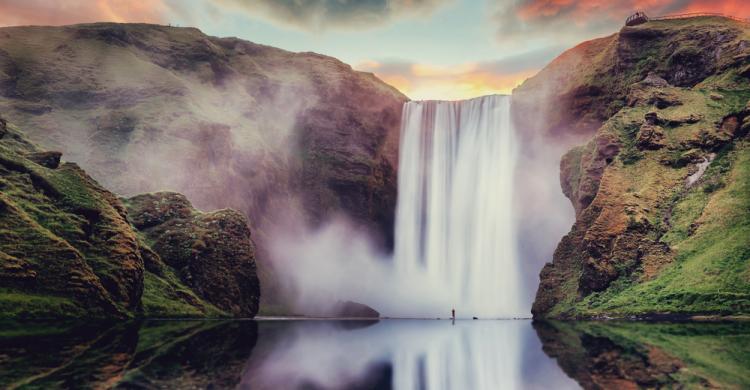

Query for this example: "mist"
[269,94,580,319]
[0,24,586,318]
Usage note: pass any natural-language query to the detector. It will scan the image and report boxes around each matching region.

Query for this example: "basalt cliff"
[518,16,750,319]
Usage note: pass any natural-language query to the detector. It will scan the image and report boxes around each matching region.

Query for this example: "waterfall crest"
[394,95,522,318]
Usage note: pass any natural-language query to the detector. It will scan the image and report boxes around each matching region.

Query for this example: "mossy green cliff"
[520,16,750,319]
[0,118,259,319]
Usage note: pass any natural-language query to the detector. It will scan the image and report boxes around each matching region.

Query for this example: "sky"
[0,0,748,100]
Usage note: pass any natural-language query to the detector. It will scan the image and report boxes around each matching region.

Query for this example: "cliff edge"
[521,16,750,319]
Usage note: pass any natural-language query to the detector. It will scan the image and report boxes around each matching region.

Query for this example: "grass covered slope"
[0,118,258,319]
[514,16,750,139]
[0,120,143,318]
[529,16,750,318]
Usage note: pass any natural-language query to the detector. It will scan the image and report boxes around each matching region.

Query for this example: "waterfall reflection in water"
[4,319,748,389]
[242,319,576,389]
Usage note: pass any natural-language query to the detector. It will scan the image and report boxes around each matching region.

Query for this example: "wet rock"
[636,124,666,150]
[329,300,380,318]
[25,151,62,169]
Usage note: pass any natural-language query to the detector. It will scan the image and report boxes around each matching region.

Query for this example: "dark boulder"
[329,300,380,318]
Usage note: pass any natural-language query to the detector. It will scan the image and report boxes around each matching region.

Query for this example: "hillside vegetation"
[0,23,407,306]
[524,16,750,318]
[0,118,258,319]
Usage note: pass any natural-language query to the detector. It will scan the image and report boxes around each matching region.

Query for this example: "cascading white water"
[393,95,522,318]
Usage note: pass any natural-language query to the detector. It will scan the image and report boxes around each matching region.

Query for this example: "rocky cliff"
[0,118,259,319]
[0,23,407,304]
[125,192,260,317]
[522,16,750,319]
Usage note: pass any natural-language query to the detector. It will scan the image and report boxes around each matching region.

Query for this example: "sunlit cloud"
[357,47,562,100]
[0,0,169,26]
[212,0,453,32]
[492,0,750,51]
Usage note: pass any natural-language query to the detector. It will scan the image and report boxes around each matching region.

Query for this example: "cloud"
[213,0,452,31]
[0,0,169,26]
[491,0,750,50]
[357,47,564,100]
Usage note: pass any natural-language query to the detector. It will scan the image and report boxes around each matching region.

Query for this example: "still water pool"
[1,319,748,389]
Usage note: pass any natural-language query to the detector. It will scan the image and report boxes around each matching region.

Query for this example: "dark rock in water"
[126,192,260,317]
[25,151,62,169]
[330,300,380,318]
[472,317,478,320]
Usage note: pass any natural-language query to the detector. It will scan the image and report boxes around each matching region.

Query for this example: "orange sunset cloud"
[516,0,750,21]
[0,0,167,27]
[358,61,539,101]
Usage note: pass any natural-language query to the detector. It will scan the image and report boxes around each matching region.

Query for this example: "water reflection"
[0,319,748,389]
[534,321,750,389]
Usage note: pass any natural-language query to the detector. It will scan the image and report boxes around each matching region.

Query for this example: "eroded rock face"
[513,17,747,139]
[329,300,380,318]
[0,24,407,299]
[126,192,260,317]
[528,17,750,319]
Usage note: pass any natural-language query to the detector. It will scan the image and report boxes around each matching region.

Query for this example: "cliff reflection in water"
[1,319,748,389]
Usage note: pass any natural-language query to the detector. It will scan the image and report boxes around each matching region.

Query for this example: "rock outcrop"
[514,16,750,140]
[0,23,407,305]
[328,300,380,318]
[0,118,259,319]
[126,192,260,317]
[526,16,750,319]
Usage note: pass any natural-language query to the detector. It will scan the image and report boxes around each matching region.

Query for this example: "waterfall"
[393,95,522,318]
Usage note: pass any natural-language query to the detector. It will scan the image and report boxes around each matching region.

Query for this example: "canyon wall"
[0,23,407,304]
[515,16,750,318]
